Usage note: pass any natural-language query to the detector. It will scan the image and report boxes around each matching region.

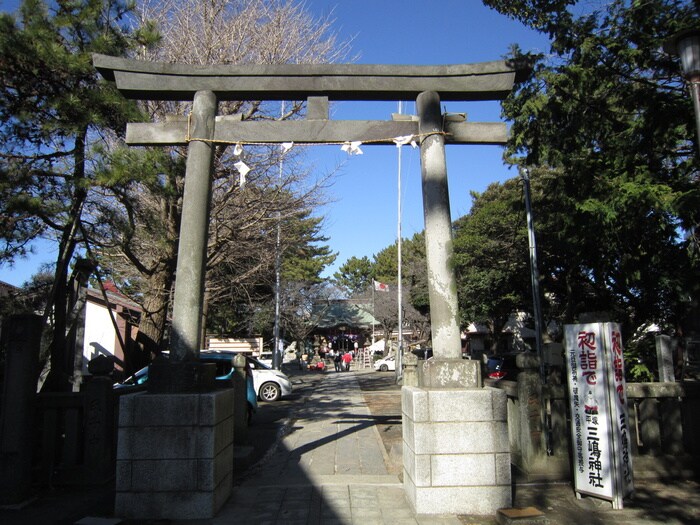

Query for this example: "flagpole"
[396,101,404,382]
[372,281,375,343]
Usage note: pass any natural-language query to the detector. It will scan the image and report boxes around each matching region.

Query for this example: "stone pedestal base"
[402,386,511,515]
[115,389,234,520]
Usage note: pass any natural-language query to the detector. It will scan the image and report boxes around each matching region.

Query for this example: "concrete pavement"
[182,368,700,525]
[213,368,461,525]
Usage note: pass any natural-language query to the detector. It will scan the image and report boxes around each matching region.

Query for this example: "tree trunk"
[42,130,87,392]
[133,267,175,371]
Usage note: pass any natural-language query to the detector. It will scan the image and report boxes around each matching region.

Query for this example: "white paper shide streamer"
[392,134,417,148]
[341,141,363,155]
[235,161,250,187]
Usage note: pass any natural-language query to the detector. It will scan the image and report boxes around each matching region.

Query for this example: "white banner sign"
[564,322,634,509]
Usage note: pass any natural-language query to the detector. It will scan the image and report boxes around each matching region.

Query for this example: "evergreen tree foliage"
[453,179,531,339]
[333,256,373,295]
[281,212,337,283]
[480,0,699,337]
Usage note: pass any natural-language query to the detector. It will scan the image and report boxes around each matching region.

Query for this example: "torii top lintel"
[92,54,519,102]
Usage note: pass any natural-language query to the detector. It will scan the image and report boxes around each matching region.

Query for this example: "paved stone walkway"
[211,370,461,525]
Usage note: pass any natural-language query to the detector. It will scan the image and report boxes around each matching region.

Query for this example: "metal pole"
[689,75,700,153]
[416,91,461,359]
[273,212,282,369]
[170,90,217,361]
[273,103,284,370]
[396,102,404,382]
[372,284,375,343]
[520,167,552,456]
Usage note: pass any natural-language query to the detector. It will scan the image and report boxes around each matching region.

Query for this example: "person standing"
[342,350,352,372]
[334,351,342,372]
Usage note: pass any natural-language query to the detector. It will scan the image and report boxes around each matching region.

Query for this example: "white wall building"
[81,284,141,378]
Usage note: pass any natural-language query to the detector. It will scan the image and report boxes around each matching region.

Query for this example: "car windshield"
[487,358,503,370]
[247,356,271,370]
[119,366,148,386]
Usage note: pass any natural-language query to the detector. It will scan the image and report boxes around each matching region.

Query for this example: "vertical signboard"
[602,325,634,505]
[564,322,634,509]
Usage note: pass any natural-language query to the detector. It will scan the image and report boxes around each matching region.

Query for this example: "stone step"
[497,506,548,525]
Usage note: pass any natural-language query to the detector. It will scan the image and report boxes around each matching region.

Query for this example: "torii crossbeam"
[93,54,517,101]
[93,54,515,147]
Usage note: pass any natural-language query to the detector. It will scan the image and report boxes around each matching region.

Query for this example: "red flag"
[373,280,389,292]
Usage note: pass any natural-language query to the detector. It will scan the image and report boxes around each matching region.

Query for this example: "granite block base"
[115,389,234,519]
[402,386,512,515]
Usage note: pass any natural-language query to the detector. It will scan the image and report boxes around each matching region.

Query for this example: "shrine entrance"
[94,54,520,518]
[94,55,517,364]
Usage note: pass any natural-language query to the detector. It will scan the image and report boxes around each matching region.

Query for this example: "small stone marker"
[497,506,548,525]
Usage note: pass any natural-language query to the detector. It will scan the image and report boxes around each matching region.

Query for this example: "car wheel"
[380,364,388,372]
[259,381,281,402]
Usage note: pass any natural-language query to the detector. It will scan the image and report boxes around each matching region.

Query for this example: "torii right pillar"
[402,91,511,515]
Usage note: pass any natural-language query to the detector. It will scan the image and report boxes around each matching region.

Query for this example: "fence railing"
[32,377,128,486]
[489,361,700,481]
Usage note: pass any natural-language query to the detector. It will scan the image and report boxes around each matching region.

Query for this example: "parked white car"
[373,355,396,372]
[244,355,293,401]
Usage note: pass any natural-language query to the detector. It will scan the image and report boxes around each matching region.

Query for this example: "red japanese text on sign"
[578,331,598,385]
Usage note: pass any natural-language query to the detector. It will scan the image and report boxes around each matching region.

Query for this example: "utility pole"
[272,103,285,370]
[520,166,552,456]
[519,167,545,380]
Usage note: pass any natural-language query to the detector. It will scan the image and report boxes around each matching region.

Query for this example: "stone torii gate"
[94,54,520,518]
[94,54,515,364]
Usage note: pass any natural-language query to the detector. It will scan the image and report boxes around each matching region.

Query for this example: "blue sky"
[305,0,551,278]
[0,0,551,287]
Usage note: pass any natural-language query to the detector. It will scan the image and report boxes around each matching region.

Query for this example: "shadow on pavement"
[2,365,699,525]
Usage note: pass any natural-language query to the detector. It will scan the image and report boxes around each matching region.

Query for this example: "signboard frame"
[564,322,634,509]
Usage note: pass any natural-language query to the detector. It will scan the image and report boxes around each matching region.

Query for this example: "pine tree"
[0,0,147,390]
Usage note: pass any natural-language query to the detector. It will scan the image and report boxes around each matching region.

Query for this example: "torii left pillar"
[142,89,221,389]
[115,91,234,520]
[171,90,217,360]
